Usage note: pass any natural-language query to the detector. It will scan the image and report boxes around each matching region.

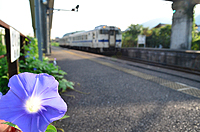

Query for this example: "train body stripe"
[72,40,92,43]
[72,39,121,43]
[98,40,109,42]
[116,40,121,42]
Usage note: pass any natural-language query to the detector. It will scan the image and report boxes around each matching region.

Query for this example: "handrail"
[0,54,7,59]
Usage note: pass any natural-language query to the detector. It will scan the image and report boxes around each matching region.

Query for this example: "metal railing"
[0,19,29,78]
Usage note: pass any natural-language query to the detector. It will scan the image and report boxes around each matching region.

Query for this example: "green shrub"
[191,40,200,50]
[0,33,9,95]
[51,42,59,47]
[20,36,74,92]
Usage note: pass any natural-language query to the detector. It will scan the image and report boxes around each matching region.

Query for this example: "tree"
[122,24,143,47]
[122,24,171,48]
[159,25,171,48]
[191,5,200,50]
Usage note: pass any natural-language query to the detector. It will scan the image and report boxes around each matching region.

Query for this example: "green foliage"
[122,24,171,48]
[146,28,160,48]
[59,79,74,92]
[2,122,21,131]
[46,124,57,132]
[122,24,143,47]
[0,35,75,94]
[51,42,59,47]
[59,115,70,120]
[146,25,171,48]
[19,36,74,93]
[123,21,200,50]
[0,33,9,95]
[191,11,200,50]
[191,38,200,50]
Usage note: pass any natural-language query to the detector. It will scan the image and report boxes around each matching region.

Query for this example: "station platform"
[50,46,200,132]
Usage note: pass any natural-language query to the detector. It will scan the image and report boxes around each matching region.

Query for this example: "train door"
[109,30,116,47]
[92,32,95,48]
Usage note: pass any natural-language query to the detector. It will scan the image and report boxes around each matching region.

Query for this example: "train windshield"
[116,30,121,34]
[100,29,121,35]
[100,29,109,34]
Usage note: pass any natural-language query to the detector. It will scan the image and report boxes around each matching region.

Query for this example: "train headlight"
[103,26,106,29]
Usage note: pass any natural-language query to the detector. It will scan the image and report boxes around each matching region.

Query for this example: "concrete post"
[41,3,47,54]
[46,10,51,55]
[170,0,198,50]
[34,0,43,61]
[41,2,51,56]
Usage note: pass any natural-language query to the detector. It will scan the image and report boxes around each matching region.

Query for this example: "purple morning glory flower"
[0,92,2,99]
[33,68,37,71]
[25,55,30,58]
[0,72,67,132]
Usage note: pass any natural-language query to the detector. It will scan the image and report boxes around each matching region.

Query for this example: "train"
[59,25,122,52]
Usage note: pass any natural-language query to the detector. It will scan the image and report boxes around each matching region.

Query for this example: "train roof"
[62,25,121,38]
[63,30,85,37]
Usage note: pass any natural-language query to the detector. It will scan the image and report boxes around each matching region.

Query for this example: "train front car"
[59,37,65,47]
[97,25,122,52]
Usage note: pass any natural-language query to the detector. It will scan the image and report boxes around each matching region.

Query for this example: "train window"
[110,30,114,35]
[93,33,95,39]
[100,29,109,34]
[116,30,122,34]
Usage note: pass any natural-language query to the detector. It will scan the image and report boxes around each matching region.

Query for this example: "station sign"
[10,27,20,62]
[137,35,146,44]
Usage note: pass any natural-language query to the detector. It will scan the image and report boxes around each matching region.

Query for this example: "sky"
[0,0,200,39]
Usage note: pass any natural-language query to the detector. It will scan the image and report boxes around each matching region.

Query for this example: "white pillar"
[170,0,197,50]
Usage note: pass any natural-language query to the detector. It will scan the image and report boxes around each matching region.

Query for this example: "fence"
[121,47,200,73]
[0,19,29,78]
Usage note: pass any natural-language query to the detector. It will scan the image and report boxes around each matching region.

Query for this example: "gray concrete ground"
[50,46,200,132]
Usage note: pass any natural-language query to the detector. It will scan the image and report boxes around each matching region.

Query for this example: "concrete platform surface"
[50,46,200,132]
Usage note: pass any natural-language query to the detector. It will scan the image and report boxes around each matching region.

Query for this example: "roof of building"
[153,23,168,28]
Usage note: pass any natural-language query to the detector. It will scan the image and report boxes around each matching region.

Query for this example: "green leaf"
[59,79,67,92]
[59,114,70,120]
[2,75,8,79]
[54,75,64,80]
[66,81,74,90]
[2,122,21,131]
[58,70,67,75]
[51,70,59,74]
[45,124,57,132]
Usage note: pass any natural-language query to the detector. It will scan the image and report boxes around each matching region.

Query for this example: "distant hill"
[141,15,200,29]
[142,18,172,29]
[123,15,200,32]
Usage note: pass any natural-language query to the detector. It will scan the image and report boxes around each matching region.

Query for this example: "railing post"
[5,28,19,78]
